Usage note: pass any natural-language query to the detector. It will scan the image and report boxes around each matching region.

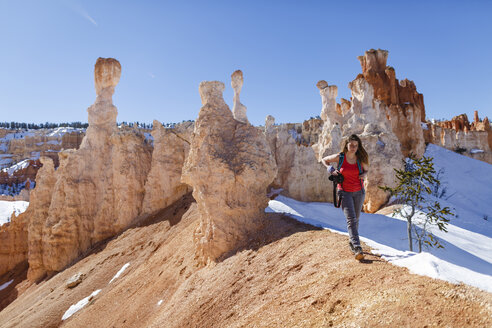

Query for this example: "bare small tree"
[380,154,454,252]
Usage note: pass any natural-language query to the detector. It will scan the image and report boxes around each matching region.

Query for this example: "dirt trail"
[0,196,491,327]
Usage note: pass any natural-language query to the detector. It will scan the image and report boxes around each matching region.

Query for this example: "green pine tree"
[379,154,454,252]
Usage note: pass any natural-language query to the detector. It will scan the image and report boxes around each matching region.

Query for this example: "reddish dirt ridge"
[0,196,491,327]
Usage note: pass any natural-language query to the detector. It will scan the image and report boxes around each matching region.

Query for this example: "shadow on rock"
[220,213,323,262]
[0,260,28,312]
[45,193,196,282]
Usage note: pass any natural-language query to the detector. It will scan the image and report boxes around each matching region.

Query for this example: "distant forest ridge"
[0,120,194,130]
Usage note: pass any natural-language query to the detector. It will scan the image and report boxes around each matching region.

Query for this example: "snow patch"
[157,300,163,306]
[267,143,492,294]
[47,127,83,137]
[0,279,14,291]
[62,289,101,320]
[109,263,130,283]
[470,149,484,154]
[1,159,30,176]
[268,195,492,293]
[0,200,29,226]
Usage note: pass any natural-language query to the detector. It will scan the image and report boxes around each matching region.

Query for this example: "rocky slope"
[0,198,490,328]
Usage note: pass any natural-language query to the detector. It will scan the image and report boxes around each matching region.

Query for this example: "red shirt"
[337,159,363,192]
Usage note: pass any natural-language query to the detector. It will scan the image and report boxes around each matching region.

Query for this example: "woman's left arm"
[359,162,370,178]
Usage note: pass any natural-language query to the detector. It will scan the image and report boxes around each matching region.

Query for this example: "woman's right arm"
[321,153,339,167]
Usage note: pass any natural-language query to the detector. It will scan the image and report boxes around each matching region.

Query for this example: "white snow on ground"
[47,127,84,137]
[157,300,163,306]
[267,144,492,293]
[0,280,14,291]
[1,159,30,176]
[62,289,101,320]
[0,201,29,226]
[0,131,35,142]
[0,131,36,152]
[109,263,130,283]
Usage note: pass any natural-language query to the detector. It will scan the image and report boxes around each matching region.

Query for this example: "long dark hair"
[341,134,369,165]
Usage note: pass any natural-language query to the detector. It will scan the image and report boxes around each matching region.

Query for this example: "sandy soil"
[0,194,491,327]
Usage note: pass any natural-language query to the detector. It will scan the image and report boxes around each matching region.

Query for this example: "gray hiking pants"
[340,189,365,248]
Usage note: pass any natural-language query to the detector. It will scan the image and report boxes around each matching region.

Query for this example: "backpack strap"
[336,152,345,193]
[356,159,362,175]
[357,159,365,191]
[337,152,345,170]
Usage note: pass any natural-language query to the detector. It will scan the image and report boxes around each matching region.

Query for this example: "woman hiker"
[322,134,370,260]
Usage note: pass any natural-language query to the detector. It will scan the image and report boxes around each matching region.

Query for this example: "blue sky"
[1,0,491,126]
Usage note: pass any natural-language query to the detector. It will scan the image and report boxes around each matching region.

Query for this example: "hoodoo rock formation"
[426,111,492,164]
[358,49,426,158]
[312,81,342,161]
[0,215,28,278]
[26,58,152,281]
[25,157,58,280]
[2,130,84,168]
[314,75,403,213]
[347,78,403,212]
[266,50,426,209]
[2,51,492,327]
[182,80,276,265]
[0,159,41,200]
[231,70,248,124]
[264,114,332,203]
[0,156,61,278]
[0,129,84,199]
[141,120,191,216]
[268,125,332,202]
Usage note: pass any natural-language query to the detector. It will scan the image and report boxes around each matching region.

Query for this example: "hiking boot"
[348,242,355,254]
[354,246,364,261]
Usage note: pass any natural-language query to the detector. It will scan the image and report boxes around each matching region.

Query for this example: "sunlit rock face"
[313,75,403,213]
[0,214,28,277]
[25,157,57,280]
[357,49,426,158]
[311,49,435,212]
[345,77,403,213]
[26,58,152,280]
[182,79,276,266]
[312,81,343,162]
[263,112,332,203]
[267,123,332,202]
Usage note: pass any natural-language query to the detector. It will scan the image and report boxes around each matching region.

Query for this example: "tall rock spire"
[231,70,248,124]
[182,79,276,266]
